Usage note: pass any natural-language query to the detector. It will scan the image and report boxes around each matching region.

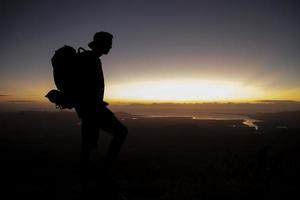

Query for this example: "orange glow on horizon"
[106,79,265,103]
[2,79,300,104]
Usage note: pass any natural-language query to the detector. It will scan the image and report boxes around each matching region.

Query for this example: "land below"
[0,110,299,199]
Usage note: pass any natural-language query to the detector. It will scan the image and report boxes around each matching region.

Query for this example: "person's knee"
[118,125,128,139]
[120,126,128,138]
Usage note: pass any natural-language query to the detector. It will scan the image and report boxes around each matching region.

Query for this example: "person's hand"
[102,101,109,106]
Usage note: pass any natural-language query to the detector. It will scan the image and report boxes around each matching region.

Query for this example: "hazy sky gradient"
[1,0,299,103]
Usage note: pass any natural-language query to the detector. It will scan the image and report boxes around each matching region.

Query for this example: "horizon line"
[1,99,300,105]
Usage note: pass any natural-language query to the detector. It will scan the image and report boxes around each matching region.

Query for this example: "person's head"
[88,31,113,56]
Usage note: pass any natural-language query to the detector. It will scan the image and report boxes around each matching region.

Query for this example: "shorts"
[75,104,126,148]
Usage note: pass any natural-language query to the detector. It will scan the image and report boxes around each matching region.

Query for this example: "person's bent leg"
[98,107,128,170]
[105,124,128,170]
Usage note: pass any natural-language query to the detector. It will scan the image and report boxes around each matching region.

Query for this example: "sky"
[1,0,300,105]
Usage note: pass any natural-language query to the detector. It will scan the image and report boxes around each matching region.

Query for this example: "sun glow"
[106,79,263,103]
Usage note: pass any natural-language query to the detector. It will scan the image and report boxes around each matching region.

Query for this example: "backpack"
[45,45,85,109]
[45,89,74,109]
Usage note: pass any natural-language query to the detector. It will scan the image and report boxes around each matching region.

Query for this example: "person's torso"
[68,50,105,105]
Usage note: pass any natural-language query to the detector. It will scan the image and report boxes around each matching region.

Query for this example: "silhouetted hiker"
[74,32,128,194]
[46,31,128,198]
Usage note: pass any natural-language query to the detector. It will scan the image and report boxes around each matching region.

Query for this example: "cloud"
[0,94,9,97]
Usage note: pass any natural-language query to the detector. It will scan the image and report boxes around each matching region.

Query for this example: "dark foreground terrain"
[0,111,299,199]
